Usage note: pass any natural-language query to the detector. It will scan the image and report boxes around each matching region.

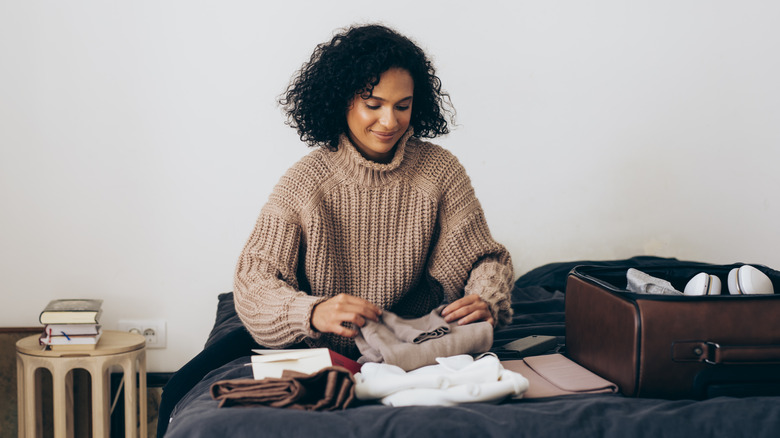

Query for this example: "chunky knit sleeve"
[233,159,329,348]
[424,150,514,328]
[234,207,325,348]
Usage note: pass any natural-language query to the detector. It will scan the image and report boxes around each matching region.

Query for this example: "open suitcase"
[565,263,780,399]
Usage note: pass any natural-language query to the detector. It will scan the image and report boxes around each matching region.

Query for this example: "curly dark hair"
[279,24,455,150]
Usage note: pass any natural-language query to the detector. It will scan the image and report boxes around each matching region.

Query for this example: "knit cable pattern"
[235,133,513,358]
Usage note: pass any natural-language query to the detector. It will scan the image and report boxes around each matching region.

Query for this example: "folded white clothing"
[381,369,528,407]
[354,354,529,406]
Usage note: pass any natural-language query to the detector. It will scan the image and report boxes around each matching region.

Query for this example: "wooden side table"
[16,330,147,438]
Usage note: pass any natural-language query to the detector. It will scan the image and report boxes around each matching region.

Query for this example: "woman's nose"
[378,108,398,129]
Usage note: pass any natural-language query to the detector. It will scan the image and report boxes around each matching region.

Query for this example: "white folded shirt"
[354,354,529,406]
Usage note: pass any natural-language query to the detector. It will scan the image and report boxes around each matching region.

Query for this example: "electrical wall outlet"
[117,319,167,349]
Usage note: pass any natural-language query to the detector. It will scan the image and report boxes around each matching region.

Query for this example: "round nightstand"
[16,330,147,438]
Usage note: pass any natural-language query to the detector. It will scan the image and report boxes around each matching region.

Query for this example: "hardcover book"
[42,324,101,336]
[39,327,103,351]
[39,299,103,324]
[48,342,100,351]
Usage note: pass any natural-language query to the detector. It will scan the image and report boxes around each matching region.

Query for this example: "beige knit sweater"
[234,131,514,358]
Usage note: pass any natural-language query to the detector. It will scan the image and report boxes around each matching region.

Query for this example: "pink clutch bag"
[502,353,618,399]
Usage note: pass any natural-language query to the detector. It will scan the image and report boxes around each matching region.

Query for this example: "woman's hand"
[441,294,495,327]
[311,294,382,338]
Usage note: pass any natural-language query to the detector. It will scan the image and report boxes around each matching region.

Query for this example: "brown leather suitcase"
[565,263,780,399]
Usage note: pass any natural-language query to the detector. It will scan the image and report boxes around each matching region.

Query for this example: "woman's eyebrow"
[366,95,413,103]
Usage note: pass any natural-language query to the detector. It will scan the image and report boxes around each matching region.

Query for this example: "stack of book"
[38,299,103,351]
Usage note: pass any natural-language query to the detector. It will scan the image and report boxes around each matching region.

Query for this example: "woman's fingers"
[441,295,495,326]
[311,294,382,337]
[313,293,494,338]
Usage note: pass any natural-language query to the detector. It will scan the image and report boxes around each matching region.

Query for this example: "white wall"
[2,1,778,372]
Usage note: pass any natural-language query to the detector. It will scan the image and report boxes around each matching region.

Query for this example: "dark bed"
[158,256,780,437]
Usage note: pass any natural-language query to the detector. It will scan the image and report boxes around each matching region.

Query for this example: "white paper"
[249,348,333,379]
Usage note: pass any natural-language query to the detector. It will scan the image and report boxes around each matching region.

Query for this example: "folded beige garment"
[357,318,493,371]
[382,305,450,344]
[502,354,618,399]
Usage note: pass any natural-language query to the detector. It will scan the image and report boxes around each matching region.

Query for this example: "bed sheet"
[159,256,780,437]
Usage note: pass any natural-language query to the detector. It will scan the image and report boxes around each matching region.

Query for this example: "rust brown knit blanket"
[210,366,355,410]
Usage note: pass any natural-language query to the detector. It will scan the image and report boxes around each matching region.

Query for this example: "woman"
[234,24,514,359]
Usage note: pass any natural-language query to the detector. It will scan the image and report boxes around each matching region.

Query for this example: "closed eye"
[362,96,413,111]
[364,103,410,111]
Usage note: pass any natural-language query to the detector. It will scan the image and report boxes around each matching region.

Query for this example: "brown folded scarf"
[210,366,355,410]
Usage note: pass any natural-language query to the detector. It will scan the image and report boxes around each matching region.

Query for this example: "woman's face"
[346,68,413,163]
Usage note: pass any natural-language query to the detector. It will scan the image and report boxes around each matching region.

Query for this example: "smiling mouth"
[371,131,397,140]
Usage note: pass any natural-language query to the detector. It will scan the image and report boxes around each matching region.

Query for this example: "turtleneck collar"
[328,128,416,186]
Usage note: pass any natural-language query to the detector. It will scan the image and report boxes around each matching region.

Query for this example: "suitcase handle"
[672,341,780,365]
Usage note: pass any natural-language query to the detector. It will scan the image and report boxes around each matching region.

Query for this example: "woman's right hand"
[311,294,382,338]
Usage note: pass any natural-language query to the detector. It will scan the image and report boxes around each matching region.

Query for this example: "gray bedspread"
[160,257,780,437]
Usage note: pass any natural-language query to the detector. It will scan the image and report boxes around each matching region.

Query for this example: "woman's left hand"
[441,294,495,327]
